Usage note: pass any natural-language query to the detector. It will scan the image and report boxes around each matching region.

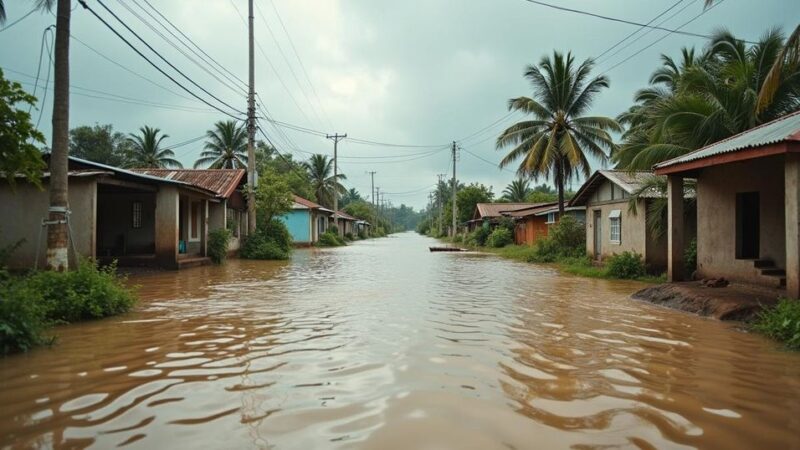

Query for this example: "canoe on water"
[429,246,465,252]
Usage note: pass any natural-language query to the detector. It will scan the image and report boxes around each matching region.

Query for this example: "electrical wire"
[35,29,54,130]
[76,0,244,119]
[0,7,36,32]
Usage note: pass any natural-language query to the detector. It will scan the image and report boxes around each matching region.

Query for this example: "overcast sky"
[1,0,797,209]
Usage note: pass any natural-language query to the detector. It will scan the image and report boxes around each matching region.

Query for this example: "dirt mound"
[632,282,782,321]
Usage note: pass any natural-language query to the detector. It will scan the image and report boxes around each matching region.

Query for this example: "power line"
[462,148,516,174]
[118,0,248,96]
[253,0,326,129]
[76,0,244,119]
[600,0,727,76]
[520,0,756,44]
[138,0,248,87]
[266,0,333,129]
[35,29,54,130]
[0,7,37,33]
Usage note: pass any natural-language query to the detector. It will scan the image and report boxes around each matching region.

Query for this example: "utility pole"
[451,141,458,237]
[437,173,445,236]
[327,133,347,229]
[246,0,257,234]
[366,171,377,206]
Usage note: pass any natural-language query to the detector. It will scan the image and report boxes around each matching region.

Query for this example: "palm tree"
[127,126,182,168]
[501,178,531,202]
[496,51,620,215]
[340,187,362,208]
[303,154,346,209]
[614,28,800,171]
[194,120,247,169]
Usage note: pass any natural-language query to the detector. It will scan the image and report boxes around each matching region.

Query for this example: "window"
[546,212,556,224]
[190,202,200,240]
[609,210,621,243]
[132,201,142,229]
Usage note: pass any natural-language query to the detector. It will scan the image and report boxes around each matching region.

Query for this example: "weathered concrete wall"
[696,155,786,283]
[0,178,96,269]
[96,191,155,255]
[586,198,648,262]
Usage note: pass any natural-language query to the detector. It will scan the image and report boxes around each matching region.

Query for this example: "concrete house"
[280,195,334,245]
[570,170,694,272]
[654,111,800,294]
[335,210,358,237]
[466,203,543,232]
[504,202,586,246]
[0,156,233,270]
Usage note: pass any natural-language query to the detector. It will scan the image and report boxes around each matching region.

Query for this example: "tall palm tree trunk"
[555,160,566,217]
[46,0,71,271]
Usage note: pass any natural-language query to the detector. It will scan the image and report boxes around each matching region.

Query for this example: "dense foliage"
[528,215,586,262]
[487,227,513,248]
[240,219,293,260]
[753,299,800,350]
[69,123,132,167]
[604,252,647,279]
[208,229,231,264]
[318,231,346,247]
[195,120,248,169]
[0,261,136,355]
[126,126,181,168]
[0,69,46,188]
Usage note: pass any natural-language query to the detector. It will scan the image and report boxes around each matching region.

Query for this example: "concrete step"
[753,259,775,268]
[177,256,212,269]
[760,268,786,276]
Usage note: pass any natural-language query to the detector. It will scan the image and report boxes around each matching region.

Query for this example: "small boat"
[429,246,465,252]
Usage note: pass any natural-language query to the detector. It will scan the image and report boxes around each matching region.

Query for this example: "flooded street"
[2,232,800,449]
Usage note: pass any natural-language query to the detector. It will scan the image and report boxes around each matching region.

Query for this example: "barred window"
[132,201,142,229]
[610,217,621,243]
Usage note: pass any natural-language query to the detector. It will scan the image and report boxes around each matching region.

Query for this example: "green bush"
[318,231,346,247]
[685,238,697,276]
[487,227,513,248]
[208,229,231,264]
[358,229,368,239]
[452,235,463,243]
[604,252,646,279]
[345,232,355,241]
[240,219,292,260]
[753,299,800,350]
[526,215,586,262]
[1,261,136,354]
[328,224,339,235]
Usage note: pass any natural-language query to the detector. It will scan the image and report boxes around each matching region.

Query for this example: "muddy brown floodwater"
[2,232,800,449]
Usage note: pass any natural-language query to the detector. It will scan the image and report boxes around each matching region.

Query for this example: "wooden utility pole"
[327,133,347,223]
[246,0,256,234]
[366,171,376,206]
[451,141,457,237]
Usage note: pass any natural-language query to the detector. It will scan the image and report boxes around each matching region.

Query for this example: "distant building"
[280,195,334,245]
[503,202,585,246]
[570,170,695,273]
[335,210,358,237]
[466,203,547,232]
[655,110,800,293]
[0,157,248,270]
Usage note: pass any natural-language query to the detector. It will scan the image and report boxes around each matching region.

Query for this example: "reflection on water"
[2,232,800,448]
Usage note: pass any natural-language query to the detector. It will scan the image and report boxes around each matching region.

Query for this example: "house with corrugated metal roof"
[466,203,542,232]
[570,170,695,272]
[334,210,358,237]
[654,110,800,294]
[502,202,585,246]
[0,156,234,270]
[279,195,334,245]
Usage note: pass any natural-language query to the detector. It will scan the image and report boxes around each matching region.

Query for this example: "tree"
[127,126,181,168]
[446,182,493,225]
[497,51,620,216]
[194,120,247,169]
[253,168,294,225]
[303,154,346,209]
[69,124,131,167]
[255,141,315,200]
[501,178,530,202]
[340,188,362,208]
[343,200,374,221]
[0,69,46,189]
[615,27,800,170]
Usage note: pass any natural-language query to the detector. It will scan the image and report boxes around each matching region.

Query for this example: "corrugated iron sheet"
[131,169,245,198]
[655,110,800,168]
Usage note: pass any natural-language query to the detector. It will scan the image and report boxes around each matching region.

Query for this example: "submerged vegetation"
[753,299,800,351]
[0,260,136,355]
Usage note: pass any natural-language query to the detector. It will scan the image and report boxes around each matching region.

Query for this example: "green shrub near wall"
[487,227,513,248]
[604,252,647,279]
[208,229,231,264]
[753,299,800,350]
[318,231,346,247]
[0,261,136,355]
[240,219,293,260]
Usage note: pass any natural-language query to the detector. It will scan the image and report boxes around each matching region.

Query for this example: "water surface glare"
[2,232,800,449]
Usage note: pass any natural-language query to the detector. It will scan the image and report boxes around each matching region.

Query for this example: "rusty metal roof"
[292,195,333,214]
[131,169,245,198]
[336,210,358,221]
[654,110,800,169]
[502,202,559,218]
